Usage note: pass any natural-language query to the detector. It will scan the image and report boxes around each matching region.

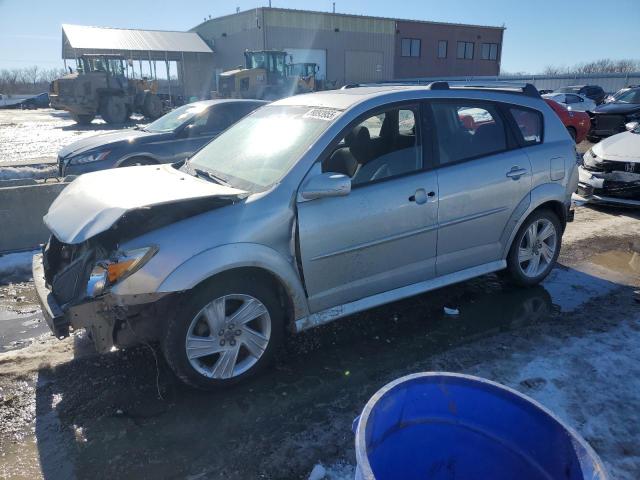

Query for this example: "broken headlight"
[582,149,603,170]
[70,150,111,165]
[86,246,158,297]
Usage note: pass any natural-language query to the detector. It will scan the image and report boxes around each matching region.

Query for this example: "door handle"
[506,166,527,180]
[409,188,435,204]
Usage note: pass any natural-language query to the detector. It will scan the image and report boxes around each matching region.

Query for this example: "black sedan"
[589,87,640,141]
[58,99,267,176]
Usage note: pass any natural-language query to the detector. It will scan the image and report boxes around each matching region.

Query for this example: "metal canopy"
[62,24,213,61]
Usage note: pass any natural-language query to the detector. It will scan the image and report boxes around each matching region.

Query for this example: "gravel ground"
[0,205,638,479]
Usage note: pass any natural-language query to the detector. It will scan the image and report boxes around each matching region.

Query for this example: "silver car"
[33,83,578,389]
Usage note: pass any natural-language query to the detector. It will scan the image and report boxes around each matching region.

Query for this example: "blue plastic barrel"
[353,373,608,480]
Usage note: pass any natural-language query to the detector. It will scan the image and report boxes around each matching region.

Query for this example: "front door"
[297,104,439,313]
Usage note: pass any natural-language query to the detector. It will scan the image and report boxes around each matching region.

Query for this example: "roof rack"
[340,81,540,98]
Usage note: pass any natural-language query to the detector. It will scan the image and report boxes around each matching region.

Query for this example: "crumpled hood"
[593,131,640,162]
[44,164,245,244]
[594,102,640,115]
[58,129,159,159]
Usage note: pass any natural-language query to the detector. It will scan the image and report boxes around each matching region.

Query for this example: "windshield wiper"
[194,167,231,187]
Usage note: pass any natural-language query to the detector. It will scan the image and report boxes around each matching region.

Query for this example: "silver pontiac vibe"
[34,83,578,389]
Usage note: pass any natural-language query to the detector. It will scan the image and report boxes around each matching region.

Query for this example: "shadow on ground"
[32,263,634,479]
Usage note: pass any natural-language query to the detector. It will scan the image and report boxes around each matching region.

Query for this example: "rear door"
[297,103,439,313]
[429,99,532,276]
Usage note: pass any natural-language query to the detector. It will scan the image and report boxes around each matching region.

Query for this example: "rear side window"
[431,101,507,165]
[509,107,543,145]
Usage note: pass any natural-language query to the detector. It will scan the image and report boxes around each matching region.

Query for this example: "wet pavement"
[0,205,639,479]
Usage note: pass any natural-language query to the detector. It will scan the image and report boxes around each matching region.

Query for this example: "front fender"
[157,243,310,321]
[501,182,570,258]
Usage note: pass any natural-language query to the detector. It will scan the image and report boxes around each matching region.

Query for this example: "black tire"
[566,127,577,142]
[142,93,163,119]
[505,209,562,287]
[70,113,95,125]
[162,273,284,390]
[119,157,156,167]
[100,96,129,124]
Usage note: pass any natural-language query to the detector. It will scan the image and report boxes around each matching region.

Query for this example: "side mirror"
[301,172,351,200]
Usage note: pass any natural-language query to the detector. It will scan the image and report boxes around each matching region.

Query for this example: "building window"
[401,38,421,57]
[481,43,499,60]
[456,41,474,60]
[437,40,447,58]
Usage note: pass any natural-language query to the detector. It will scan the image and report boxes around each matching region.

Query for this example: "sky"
[0,0,638,73]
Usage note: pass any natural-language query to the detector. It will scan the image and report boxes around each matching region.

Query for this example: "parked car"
[588,86,640,141]
[557,85,606,105]
[544,98,590,143]
[576,121,640,206]
[34,83,577,389]
[18,92,50,109]
[57,99,267,176]
[542,93,596,113]
[604,85,640,104]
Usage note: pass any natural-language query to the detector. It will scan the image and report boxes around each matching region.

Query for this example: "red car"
[544,98,590,143]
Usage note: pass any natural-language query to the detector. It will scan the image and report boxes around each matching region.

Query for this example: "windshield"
[145,103,208,133]
[188,105,339,191]
[615,90,640,104]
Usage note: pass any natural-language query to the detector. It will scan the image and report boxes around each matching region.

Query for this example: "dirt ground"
[0,204,639,480]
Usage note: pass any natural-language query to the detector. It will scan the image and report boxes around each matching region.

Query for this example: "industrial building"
[61,24,215,99]
[192,7,505,87]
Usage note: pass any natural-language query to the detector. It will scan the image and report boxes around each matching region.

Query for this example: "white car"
[542,93,596,113]
[576,121,640,206]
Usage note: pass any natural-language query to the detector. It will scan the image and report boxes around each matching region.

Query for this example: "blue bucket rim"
[354,372,608,480]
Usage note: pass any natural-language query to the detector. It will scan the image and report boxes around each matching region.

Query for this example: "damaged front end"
[575,149,640,207]
[33,234,170,353]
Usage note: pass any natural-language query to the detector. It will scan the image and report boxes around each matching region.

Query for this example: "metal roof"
[62,24,213,59]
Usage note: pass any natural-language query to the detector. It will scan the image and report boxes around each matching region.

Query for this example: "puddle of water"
[589,249,640,277]
[542,267,617,312]
[0,307,50,353]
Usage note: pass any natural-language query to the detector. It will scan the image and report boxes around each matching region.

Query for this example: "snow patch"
[0,250,37,284]
[0,164,58,181]
[309,462,354,480]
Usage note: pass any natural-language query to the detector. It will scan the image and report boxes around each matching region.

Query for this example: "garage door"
[345,50,384,84]
[284,48,327,80]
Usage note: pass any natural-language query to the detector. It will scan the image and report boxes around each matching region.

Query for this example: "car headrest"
[325,148,359,177]
[346,125,371,161]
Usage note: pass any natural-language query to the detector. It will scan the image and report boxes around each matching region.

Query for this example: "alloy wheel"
[185,294,271,379]
[517,218,558,278]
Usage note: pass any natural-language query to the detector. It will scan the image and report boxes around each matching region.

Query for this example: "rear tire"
[100,96,129,124]
[71,113,95,125]
[505,209,561,287]
[162,274,284,390]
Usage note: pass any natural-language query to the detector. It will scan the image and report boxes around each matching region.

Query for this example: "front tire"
[71,113,95,125]
[506,209,561,287]
[100,96,129,124]
[162,274,284,390]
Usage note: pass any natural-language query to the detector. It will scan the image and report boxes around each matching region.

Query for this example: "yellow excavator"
[218,50,319,100]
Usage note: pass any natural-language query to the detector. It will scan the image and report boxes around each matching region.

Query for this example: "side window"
[509,107,543,145]
[431,101,506,165]
[322,106,422,186]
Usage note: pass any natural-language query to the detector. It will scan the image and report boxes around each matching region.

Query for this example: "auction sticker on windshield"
[303,108,342,121]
